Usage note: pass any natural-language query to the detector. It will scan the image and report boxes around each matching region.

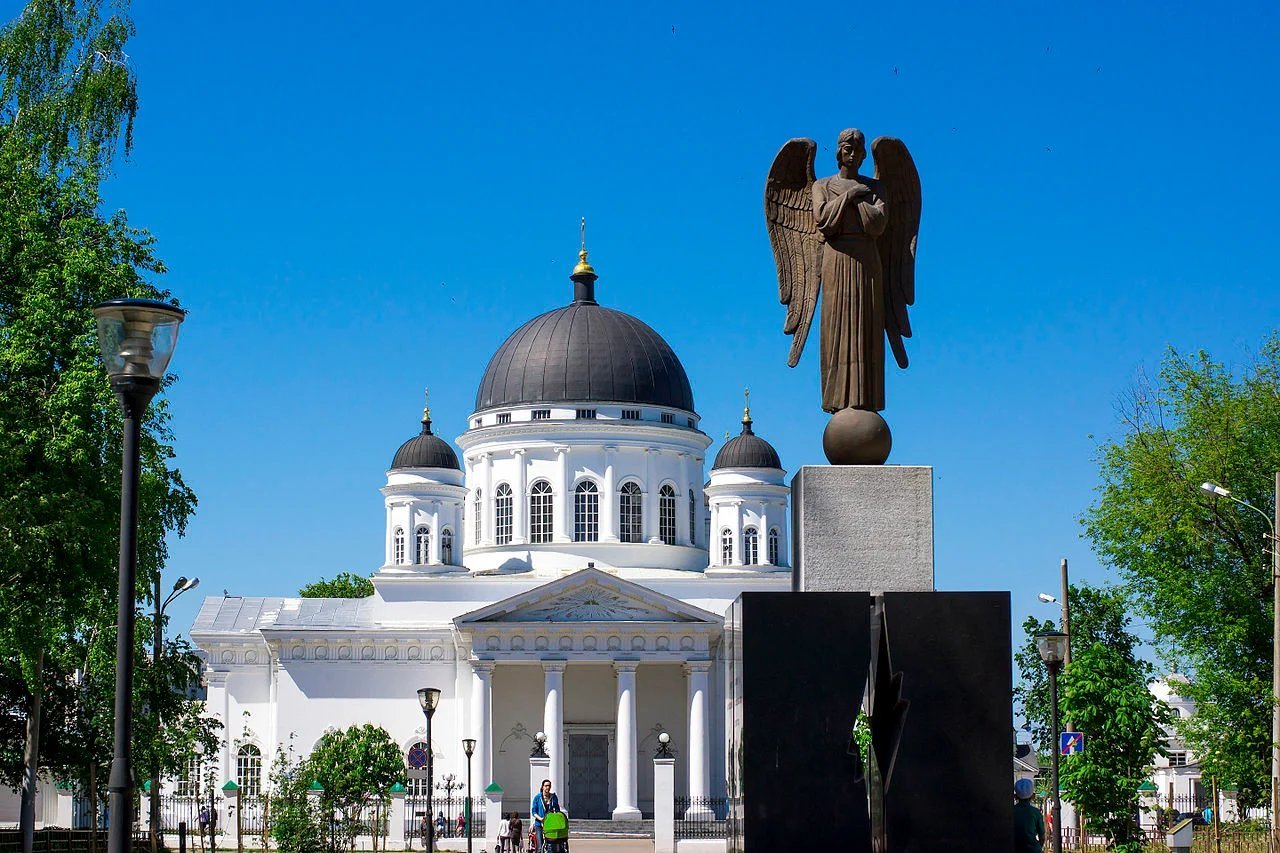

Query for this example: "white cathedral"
[191,249,793,820]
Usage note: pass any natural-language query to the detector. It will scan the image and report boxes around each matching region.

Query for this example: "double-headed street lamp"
[1202,477,1280,853]
[1037,629,1069,853]
[150,575,200,852]
[94,299,185,853]
[417,688,441,853]
[461,739,476,853]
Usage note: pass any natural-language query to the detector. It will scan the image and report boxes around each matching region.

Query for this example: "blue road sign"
[1060,732,1085,755]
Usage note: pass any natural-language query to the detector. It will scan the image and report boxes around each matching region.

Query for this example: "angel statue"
[765,129,921,464]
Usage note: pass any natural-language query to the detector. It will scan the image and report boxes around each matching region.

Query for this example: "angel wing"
[871,136,922,369]
[764,138,822,367]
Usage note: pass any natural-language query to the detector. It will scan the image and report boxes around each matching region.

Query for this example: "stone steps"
[565,818,653,838]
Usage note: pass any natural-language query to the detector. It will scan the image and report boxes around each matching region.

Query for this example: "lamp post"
[1202,478,1280,853]
[417,688,440,853]
[95,299,185,853]
[1037,629,1069,853]
[655,732,674,759]
[150,575,200,853]
[462,739,475,853]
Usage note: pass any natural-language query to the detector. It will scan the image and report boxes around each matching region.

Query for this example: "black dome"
[391,418,460,470]
[713,417,782,470]
[474,269,694,414]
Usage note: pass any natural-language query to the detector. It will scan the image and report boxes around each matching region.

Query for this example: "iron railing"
[403,795,485,840]
[673,796,729,839]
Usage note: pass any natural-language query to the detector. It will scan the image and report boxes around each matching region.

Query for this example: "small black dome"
[391,418,460,470]
[713,416,782,470]
[474,265,694,414]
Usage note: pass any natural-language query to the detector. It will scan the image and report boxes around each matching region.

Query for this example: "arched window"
[768,527,780,565]
[688,489,697,546]
[405,741,431,797]
[473,489,482,545]
[574,481,599,542]
[659,485,677,545]
[720,529,734,565]
[744,526,759,565]
[393,527,405,564]
[415,526,430,565]
[530,480,553,543]
[619,481,643,543]
[236,744,262,797]
[442,528,453,565]
[495,484,513,545]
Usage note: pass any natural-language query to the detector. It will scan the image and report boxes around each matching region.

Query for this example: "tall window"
[720,529,733,565]
[619,482,643,543]
[497,412,511,424]
[406,742,431,797]
[744,526,759,565]
[236,745,262,797]
[768,527,780,565]
[415,526,430,564]
[659,485,677,545]
[176,757,200,798]
[574,481,599,542]
[393,527,405,564]
[688,490,697,545]
[495,484,513,545]
[530,480,553,543]
[473,490,482,544]
[442,528,453,564]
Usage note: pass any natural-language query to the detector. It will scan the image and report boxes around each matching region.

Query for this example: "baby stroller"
[542,810,569,853]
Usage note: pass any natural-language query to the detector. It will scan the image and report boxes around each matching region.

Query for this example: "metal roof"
[391,418,461,470]
[192,595,377,636]
[712,419,782,470]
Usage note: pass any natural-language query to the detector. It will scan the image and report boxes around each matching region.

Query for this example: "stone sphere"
[823,408,892,465]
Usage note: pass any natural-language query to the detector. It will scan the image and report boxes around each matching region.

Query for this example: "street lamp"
[531,731,548,758]
[655,732,674,759]
[95,298,185,853]
[150,575,200,853]
[1202,477,1279,853]
[1037,629,1068,853]
[462,738,476,853]
[417,688,440,853]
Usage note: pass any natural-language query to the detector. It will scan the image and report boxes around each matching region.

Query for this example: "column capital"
[471,659,497,675]
[542,660,567,673]
[682,660,713,675]
[555,446,570,455]
[513,448,526,457]
[612,660,640,674]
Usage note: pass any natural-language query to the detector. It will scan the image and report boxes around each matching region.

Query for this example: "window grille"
[442,528,453,564]
[1169,751,1189,767]
[768,527,780,565]
[236,745,262,797]
[415,526,430,564]
[622,409,641,420]
[497,413,511,424]
[175,757,200,798]
[659,485,677,545]
[720,529,733,565]
[532,409,551,420]
[495,484,513,545]
[574,481,600,542]
[473,490,482,544]
[393,527,405,564]
[661,413,674,424]
[744,526,759,565]
[576,409,596,420]
[473,418,482,428]
[688,490,697,545]
[619,482,643,543]
[530,481,553,543]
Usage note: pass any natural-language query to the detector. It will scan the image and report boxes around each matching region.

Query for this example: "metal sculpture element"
[765,129,921,464]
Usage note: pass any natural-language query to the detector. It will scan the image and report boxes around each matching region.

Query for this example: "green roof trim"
[389,783,407,793]
[142,781,152,793]
[222,780,239,792]
[484,782,504,793]
[1137,781,1158,792]
[309,781,324,791]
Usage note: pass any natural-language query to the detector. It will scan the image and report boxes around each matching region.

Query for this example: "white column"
[513,449,528,544]
[542,662,565,797]
[470,660,495,790]
[612,662,642,820]
[555,447,572,542]
[653,757,676,853]
[685,661,712,815]
[602,447,618,541]
[388,788,406,849]
[644,449,661,543]
[431,502,442,564]
[759,504,771,566]
[676,453,690,546]
[482,453,494,546]
[385,504,394,564]
[733,502,744,565]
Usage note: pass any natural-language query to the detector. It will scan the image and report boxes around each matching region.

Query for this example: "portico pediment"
[455,568,721,626]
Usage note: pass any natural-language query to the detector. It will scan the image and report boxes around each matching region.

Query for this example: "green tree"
[298,572,375,598]
[305,724,404,852]
[268,737,325,853]
[1013,613,1058,757]
[0,2,196,847]
[1084,337,1280,806]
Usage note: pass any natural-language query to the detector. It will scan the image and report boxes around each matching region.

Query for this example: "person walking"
[1013,778,1046,853]
[508,812,522,853]
[456,811,465,838]
[496,811,510,853]
[435,811,446,840]
[419,813,430,849]
[529,779,560,853]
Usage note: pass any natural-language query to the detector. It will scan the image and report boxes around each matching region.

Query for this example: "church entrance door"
[564,733,609,818]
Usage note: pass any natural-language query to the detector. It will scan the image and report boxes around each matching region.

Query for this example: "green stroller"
[542,810,569,853]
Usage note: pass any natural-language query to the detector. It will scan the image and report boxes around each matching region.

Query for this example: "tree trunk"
[20,650,45,853]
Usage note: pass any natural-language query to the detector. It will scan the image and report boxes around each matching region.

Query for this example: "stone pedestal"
[791,465,933,593]
[529,755,550,813]
[485,785,504,851]
[387,789,406,849]
[653,758,675,853]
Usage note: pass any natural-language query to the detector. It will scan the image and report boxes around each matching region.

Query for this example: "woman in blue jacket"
[530,779,560,852]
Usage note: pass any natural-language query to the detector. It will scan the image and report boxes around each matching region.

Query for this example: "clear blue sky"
[30,2,1280,650]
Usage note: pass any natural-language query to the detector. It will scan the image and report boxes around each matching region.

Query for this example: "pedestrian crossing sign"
[1060,732,1084,755]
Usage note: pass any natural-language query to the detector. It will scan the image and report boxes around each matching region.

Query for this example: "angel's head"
[836,128,866,175]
